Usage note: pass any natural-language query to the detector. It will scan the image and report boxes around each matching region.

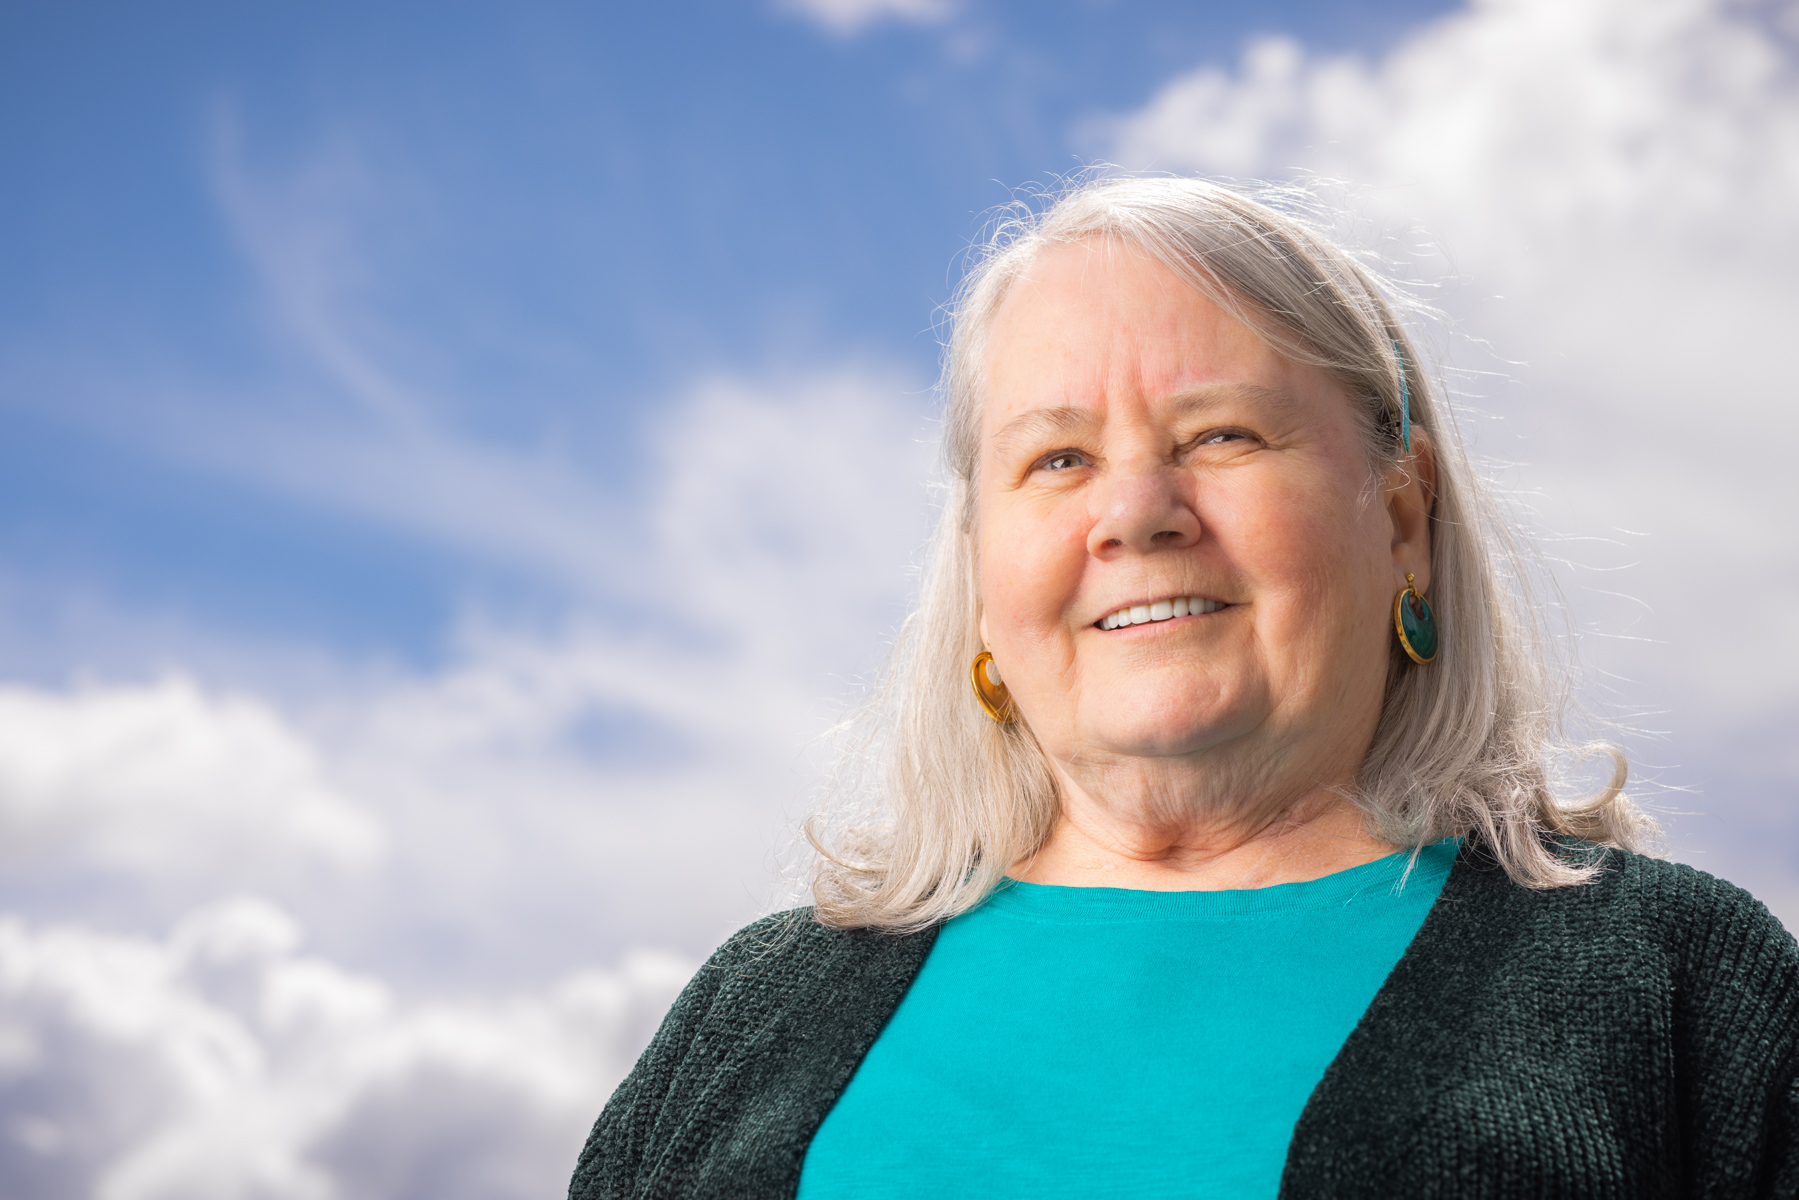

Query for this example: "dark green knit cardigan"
[571,843,1799,1198]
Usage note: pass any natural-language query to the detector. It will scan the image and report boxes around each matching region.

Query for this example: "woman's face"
[977,240,1432,804]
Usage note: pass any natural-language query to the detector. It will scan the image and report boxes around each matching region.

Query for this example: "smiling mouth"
[1097,596,1227,631]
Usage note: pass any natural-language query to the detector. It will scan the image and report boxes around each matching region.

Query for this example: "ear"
[978,612,990,649]
[1385,430,1437,592]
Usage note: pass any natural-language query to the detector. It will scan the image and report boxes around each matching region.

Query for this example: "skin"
[978,238,1436,891]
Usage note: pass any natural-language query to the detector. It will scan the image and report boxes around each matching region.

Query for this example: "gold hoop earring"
[1393,572,1440,665]
[969,650,1017,724]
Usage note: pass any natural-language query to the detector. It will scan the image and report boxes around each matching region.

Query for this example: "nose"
[1085,465,1202,559]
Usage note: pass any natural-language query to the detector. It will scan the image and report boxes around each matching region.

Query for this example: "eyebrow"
[990,406,1096,460]
[988,382,1298,458]
[1161,382,1299,420]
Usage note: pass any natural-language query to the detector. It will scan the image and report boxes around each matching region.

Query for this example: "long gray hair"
[807,175,1654,931]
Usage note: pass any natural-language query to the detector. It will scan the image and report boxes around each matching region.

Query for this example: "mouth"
[1095,596,1228,631]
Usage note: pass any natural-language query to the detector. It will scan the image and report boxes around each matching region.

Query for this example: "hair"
[806,174,1655,931]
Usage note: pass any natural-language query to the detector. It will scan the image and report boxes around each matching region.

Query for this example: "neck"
[1010,764,1395,891]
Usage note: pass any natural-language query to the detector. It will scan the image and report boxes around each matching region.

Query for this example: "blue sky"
[2,2,1797,1197]
[1,0,1455,668]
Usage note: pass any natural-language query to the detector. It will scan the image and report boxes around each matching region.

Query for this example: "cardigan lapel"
[1278,841,1680,1198]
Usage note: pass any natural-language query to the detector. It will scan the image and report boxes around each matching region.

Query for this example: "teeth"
[1100,597,1221,630]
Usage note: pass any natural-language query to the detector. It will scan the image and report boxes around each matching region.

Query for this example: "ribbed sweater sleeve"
[1662,859,1799,1196]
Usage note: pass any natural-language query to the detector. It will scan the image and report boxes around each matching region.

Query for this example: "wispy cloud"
[202,111,638,599]
[772,0,957,38]
[199,108,943,618]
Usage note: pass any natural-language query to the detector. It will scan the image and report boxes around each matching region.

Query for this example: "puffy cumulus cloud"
[298,364,937,975]
[0,896,691,1200]
[772,0,956,38]
[1096,0,1799,907]
[0,677,381,886]
[1098,0,1799,698]
[0,360,937,1189]
[1099,0,1799,416]
[1105,0,1799,238]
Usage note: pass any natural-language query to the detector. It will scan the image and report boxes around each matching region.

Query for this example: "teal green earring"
[1394,573,1439,665]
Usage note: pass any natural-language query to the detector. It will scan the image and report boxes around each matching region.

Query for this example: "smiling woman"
[569,178,1799,1198]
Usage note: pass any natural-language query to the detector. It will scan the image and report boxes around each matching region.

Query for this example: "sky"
[1,0,1796,1196]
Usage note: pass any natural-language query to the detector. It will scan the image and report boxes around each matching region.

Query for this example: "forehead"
[981,239,1289,427]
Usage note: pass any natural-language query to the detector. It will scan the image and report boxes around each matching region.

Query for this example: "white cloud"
[0,351,937,949]
[197,120,638,601]
[1097,0,1799,908]
[1102,0,1799,285]
[0,897,690,1200]
[0,677,381,883]
[296,364,938,968]
[773,0,956,38]
[183,124,944,618]
[23,117,940,973]
[1098,0,1799,728]
[0,357,939,1191]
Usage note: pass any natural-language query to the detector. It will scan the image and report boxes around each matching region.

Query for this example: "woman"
[570,178,1799,1198]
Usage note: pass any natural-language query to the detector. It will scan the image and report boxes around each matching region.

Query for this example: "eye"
[1040,451,1090,472]
[1199,430,1247,445]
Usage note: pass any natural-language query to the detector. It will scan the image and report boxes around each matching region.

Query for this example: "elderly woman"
[570,178,1799,1198]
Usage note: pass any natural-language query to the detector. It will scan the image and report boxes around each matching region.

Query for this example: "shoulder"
[1453,838,1791,931]
[1541,843,1793,967]
[1289,842,1799,1195]
[693,907,939,1002]
[704,905,886,965]
[610,904,938,1112]
[1585,846,1799,1005]
[1583,842,1784,917]
[1442,839,1799,1016]
[570,909,938,1199]
[695,907,829,981]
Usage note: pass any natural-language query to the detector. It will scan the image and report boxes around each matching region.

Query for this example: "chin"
[1080,685,1260,760]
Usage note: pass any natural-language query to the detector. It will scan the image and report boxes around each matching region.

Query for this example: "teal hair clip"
[1394,341,1411,453]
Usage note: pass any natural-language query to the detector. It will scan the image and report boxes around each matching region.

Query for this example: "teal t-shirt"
[797,840,1458,1199]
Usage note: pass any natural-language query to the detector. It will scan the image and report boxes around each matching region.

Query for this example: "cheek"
[1213,470,1388,616]
[978,499,1088,637]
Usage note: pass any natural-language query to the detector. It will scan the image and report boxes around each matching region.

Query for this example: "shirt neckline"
[983,838,1461,922]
